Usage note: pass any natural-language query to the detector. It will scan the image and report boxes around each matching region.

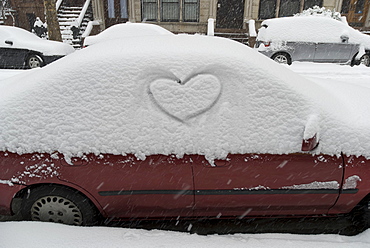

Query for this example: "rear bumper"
[0,183,25,216]
[257,50,275,59]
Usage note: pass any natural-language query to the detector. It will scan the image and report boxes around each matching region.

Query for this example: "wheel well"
[14,183,102,220]
[25,53,44,66]
[271,52,291,59]
[352,193,370,211]
[271,52,292,65]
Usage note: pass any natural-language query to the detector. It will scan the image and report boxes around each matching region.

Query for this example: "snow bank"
[1,222,370,248]
[83,22,174,46]
[1,34,370,160]
[0,26,75,55]
[0,69,26,82]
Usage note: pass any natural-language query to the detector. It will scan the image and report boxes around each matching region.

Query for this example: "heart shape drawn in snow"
[149,74,221,121]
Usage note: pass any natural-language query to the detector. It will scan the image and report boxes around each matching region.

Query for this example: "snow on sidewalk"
[0,222,370,248]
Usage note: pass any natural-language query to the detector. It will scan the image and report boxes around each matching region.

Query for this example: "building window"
[108,0,115,18]
[341,0,350,14]
[141,0,199,22]
[183,0,199,22]
[107,0,128,20]
[142,0,158,21]
[259,0,276,19]
[120,0,128,18]
[355,0,365,14]
[304,0,323,10]
[259,0,323,19]
[279,0,300,17]
[161,0,179,21]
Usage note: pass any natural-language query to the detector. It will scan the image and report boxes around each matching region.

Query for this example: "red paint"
[1,151,369,220]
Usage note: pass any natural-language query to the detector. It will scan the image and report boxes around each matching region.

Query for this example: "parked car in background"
[2,34,370,227]
[83,22,174,47]
[255,16,370,66]
[0,26,75,69]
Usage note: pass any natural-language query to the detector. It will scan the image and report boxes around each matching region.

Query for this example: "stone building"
[2,0,370,36]
[95,0,370,33]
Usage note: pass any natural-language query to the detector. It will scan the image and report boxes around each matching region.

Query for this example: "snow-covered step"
[57,2,93,49]
[58,14,80,18]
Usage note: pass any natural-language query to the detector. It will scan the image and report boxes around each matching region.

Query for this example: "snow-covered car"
[255,16,370,66]
[0,26,75,69]
[82,22,174,47]
[2,34,370,227]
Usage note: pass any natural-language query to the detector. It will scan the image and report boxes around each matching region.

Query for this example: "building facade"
[2,0,370,34]
[94,0,370,33]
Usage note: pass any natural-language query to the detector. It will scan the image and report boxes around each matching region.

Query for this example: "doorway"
[341,0,369,27]
[216,0,245,29]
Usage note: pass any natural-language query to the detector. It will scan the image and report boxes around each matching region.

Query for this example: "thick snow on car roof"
[258,16,370,49]
[83,22,174,46]
[1,34,370,160]
[0,26,75,55]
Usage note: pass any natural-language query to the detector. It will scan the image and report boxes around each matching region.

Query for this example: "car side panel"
[57,154,194,219]
[192,153,344,217]
[0,47,28,69]
[329,155,370,215]
[314,43,358,63]
[0,183,25,215]
[287,42,316,62]
[0,152,62,215]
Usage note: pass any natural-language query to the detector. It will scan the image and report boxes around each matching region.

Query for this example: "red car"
[1,33,370,226]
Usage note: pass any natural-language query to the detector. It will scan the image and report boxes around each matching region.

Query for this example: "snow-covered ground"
[1,221,370,248]
[0,69,26,81]
[1,62,370,247]
[289,62,370,88]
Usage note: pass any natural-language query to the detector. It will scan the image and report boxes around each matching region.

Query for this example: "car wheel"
[21,185,100,226]
[271,53,292,65]
[361,54,370,67]
[26,54,43,69]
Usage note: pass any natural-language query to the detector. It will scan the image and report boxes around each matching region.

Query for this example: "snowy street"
[1,62,370,247]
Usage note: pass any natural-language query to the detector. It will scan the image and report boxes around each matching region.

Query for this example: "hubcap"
[28,57,41,68]
[274,55,288,64]
[31,196,83,225]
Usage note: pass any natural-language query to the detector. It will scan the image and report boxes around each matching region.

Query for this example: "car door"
[57,154,194,218]
[314,42,356,63]
[289,41,316,62]
[0,47,27,69]
[192,153,344,218]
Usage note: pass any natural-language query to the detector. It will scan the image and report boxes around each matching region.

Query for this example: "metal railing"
[56,0,63,10]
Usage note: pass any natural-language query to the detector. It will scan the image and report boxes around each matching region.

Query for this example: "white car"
[0,26,75,69]
[255,16,370,66]
[83,22,174,47]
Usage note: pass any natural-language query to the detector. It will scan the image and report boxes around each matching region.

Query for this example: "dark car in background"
[255,16,370,66]
[0,26,75,69]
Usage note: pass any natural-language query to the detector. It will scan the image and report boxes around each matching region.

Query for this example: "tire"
[271,52,292,65]
[349,197,370,232]
[350,53,360,67]
[359,199,370,228]
[21,185,100,226]
[26,54,43,69]
[360,54,370,67]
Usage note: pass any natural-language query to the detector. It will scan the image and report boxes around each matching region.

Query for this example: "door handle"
[214,159,231,167]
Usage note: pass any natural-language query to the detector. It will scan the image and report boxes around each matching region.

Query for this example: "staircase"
[214,29,249,46]
[58,3,93,49]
